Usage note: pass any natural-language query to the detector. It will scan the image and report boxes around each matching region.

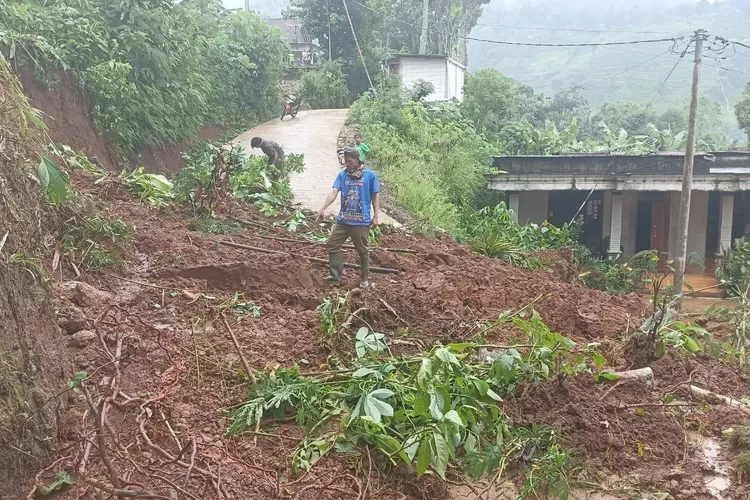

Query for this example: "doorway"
[635,193,671,256]
[650,198,671,256]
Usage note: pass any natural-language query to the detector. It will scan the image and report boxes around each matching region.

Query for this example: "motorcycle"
[281,95,302,121]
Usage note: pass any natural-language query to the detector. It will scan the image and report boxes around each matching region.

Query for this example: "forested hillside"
[469,0,750,116]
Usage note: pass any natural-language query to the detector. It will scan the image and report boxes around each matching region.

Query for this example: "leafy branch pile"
[229,308,611,496]
[175,141,305,215]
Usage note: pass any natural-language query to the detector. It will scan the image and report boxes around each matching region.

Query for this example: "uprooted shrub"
[229,307,614,498]
[175,142,304,214]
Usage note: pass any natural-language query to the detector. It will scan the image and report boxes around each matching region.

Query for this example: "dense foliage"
[717,238,750,297]
[0,0,288,154]
[300,60,350,109]
[736,83,750,143]
[349,75,496,234]
[470,0,750,130]
[462,69,735,153]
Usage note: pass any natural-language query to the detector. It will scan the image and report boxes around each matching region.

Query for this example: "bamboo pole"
[218,240,401,275]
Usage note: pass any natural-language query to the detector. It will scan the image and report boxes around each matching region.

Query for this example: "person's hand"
[316,209,326,222]
[371,215,379,227]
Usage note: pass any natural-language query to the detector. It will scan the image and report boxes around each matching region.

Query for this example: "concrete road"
[233,109,397,225]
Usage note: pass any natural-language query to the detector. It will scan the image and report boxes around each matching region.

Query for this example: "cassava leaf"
[432,432,450,479]
[429,386,449,420]
[443,409,463,428]
[416,437,431,476]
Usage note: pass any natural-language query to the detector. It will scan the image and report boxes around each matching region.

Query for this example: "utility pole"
[674,29,705,303]
[419,0,429,54]
[342,0,376,97]
[244,0,250,12]
[325,0,332,61]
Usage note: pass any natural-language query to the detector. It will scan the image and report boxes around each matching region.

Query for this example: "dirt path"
[233,109,398,224]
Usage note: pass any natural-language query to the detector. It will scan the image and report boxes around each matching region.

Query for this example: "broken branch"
[217,240,400,274]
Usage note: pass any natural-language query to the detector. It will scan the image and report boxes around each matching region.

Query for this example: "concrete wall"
[518,191,549,225]
[668,191,709,259]
[400,58,448,101]
[445,59,465,101]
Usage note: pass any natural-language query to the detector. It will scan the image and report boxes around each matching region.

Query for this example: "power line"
[472,19,676,36]
[347,0,684,49]
[586,49,673,87]
[648,58,685,106]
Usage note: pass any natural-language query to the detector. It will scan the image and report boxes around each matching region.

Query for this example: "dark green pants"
[326,223,369,282]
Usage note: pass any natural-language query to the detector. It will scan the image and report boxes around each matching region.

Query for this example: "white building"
[385,54,465,102]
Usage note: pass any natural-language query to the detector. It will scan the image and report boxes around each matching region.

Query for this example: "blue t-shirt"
[333,168,380,226]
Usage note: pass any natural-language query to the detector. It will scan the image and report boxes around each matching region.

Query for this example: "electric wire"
[347,0,685,49]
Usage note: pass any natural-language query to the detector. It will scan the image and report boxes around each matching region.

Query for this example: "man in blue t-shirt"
[316,148,380,287]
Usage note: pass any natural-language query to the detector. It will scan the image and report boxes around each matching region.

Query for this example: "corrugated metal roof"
[266,18,313,46]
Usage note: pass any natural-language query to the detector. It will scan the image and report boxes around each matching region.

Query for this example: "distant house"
[485,152,750,264]
[385,54,465,102]
[266,18,317,66]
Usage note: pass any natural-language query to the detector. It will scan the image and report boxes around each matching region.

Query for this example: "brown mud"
[9,168,750,500]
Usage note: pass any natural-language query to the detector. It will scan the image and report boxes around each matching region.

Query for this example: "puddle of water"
[691,433,732,499]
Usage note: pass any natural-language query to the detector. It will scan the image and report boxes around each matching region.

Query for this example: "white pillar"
[608,192,623,258]
[508,193,520,223]
[717,193,734,254]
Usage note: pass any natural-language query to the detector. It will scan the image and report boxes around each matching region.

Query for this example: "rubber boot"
[326,252,344,285]
[359,253,370,288]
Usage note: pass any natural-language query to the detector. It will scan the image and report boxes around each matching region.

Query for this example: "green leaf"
[592,353,607,370]
[492,352,518,383]
[416,437,431,476]
[404,434,420,461]
[417,358,433,390]
[37,470,74,496]
[432,432,450,479]
[443,410,463,428]
[429,386,449,420]
[464,432,478,454]
[684,336,701,353]
[435,347,459,365]
[352,367,376,378]
[363,395,382,424]
[368,397,394,420]
[356,326,369,340]
[349,394,366,424]
[146,173,173,191]
[595,372,621,382]
[39,155,69,204]
[655,339,666,358]
[485,388,502,402]
[369,388,394,400]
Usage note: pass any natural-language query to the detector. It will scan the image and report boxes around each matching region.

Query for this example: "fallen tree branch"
[690,385,750,415]
[379,298,406,324]
[152,473,200,500]
[217,240,401,274]
[79,473,172,500]
[249,233,417,254]
[137,409,230,499]
[220,314,257,384]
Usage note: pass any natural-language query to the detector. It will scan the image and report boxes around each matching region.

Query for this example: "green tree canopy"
[736,82,750,144]
[462,68,516,135]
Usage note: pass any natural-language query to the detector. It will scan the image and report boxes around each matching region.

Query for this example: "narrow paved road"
[233,109,396,224]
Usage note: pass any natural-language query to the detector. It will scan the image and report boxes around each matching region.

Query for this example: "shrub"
[348,78,495,234]
[717,238,750,297]
[0,2,287,155]
[300,60,350,109]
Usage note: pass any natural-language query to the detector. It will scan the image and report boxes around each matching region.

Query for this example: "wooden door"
[650,199,670,255]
